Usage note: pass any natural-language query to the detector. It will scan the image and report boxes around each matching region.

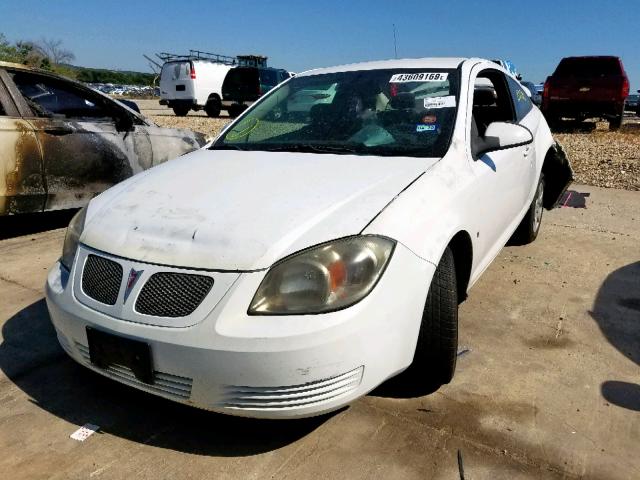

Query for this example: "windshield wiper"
[209,144,249,151]
[260,144,363,155]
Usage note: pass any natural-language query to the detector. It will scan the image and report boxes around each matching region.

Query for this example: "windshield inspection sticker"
[389,72,448,83]
[423,95,456,109]
[416,124,438,133]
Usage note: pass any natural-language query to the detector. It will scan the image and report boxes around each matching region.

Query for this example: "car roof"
[560,55,620,60]
[297,57,471,77]
[0,60,47,73]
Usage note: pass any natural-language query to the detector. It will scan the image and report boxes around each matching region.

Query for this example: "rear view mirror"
[477,122,533,157]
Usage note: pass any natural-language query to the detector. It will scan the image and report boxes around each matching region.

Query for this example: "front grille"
[75,343,193,400]
[135,272,214,318]
[82,255,123,305]
[219,366,364,410]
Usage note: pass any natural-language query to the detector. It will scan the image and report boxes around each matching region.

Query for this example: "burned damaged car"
[0,61,206,216]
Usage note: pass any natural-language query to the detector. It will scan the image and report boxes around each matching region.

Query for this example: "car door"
[0,69,45,215]
[466,68,532,265]
[6,69,153,211]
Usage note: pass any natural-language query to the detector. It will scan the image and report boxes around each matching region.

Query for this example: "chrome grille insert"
[75,343,193,400]
[135,272,214,318]
[82,255,123,305]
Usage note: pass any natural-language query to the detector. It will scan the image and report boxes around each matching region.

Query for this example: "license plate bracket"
[86,327,154,385]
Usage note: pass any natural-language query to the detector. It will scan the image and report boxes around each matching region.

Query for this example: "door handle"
[43,127,74,136]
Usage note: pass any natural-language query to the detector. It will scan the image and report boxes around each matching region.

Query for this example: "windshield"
[555,58,621,77]
[213,68,460,157]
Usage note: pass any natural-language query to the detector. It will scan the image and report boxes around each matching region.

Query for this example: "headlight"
[249,236,395,315]
[60,206,87,270]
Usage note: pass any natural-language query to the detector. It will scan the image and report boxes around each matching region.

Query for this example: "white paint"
[46,57,562,419]
[81,151,430,270]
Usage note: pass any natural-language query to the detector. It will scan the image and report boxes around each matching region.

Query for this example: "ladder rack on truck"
[156,51,268,67]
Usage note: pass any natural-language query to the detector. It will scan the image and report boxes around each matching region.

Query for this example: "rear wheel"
[204,97,221,118]
[413,246,459,388]
[609,110,623,130]
[513,174,545,244]
[227,104,246,118]
[172,106,189,117]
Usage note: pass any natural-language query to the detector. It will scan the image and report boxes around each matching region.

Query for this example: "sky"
[2,0,638,89]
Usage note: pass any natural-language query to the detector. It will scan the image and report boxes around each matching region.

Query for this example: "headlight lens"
[60,206,87,270]
[249,236,395,315]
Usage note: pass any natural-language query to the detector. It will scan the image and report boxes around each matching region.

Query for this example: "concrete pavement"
[0,184,638,479]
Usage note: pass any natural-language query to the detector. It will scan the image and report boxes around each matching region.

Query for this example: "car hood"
[82,149,433,270]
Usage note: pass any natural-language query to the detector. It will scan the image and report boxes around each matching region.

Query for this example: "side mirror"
[117,99,141,114]
[476,122,533,157]
[114,113,135,132]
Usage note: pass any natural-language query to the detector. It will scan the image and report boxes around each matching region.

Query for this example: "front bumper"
[46,242,435,419]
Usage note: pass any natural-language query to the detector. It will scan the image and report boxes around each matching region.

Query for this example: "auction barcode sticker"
[70,423,100,442]
[424,95,457,109]
[389,72,448,83]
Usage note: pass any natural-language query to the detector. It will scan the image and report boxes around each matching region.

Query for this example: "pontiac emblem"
[124,268,143,303]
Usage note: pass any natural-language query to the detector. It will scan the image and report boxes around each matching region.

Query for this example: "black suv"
[222,67,290,117]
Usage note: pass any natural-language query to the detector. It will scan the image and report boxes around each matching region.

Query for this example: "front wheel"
[413,246,459,387]
[172,106,189,117]
[204,98,221,118]
[512,173,545,244]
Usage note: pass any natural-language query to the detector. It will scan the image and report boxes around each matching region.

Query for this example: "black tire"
[609,112,623,130]
[413,246,459,387]
[512,174,545,245]
[204,97,221,118]
[172,106,189,117]
[227,104,246,118]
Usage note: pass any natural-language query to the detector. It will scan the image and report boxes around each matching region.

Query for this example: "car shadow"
[369,364,442,399]
[589,262,640,412]
[0,209,77,240]
[0,299,332,456]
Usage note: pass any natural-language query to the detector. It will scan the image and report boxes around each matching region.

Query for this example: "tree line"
[0,33,153,86]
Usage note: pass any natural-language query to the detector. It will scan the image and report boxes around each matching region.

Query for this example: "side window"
[286,81,337,114]
[10,71,112,120]
[507,77,533,121]
[472,70,516,137]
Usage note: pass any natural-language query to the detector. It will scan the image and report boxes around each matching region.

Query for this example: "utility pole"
[393,24,398,59]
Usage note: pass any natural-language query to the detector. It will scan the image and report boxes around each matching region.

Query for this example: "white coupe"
[46,58,572,418]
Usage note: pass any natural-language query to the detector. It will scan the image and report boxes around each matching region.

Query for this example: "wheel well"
[541,143,573,209]
[448,231,473,304]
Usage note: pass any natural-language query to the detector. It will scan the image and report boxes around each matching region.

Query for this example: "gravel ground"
[144,103,640,191]
[554,119,640,191]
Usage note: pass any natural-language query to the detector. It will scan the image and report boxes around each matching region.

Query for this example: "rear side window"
[11,71,112,119]
[259,69,278,87]
[161,61,191,81]
[554,58,621,77]
[222,68,260,99]
[507,77,533,121]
